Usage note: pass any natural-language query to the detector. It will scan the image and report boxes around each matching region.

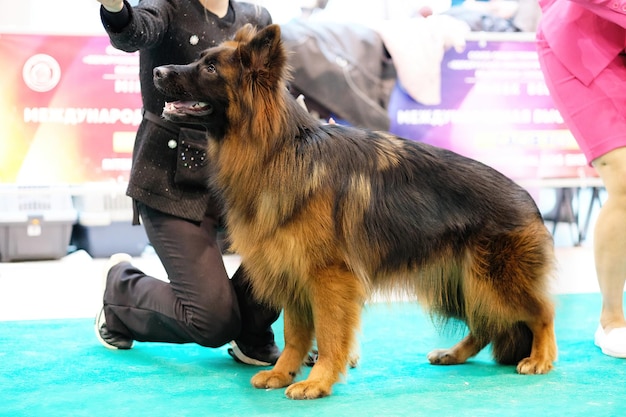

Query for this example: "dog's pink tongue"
[164,100,212,116]
[165,101,196,110]
[177,101,198,108]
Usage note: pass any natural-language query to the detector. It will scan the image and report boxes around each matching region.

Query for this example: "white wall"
[0,0,300,34]
[0,0,138,34]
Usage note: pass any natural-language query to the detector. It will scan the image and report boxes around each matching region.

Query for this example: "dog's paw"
[251,369,294,389]
[285,380,331,400]
[516,357,554,375]
[427,349,464,365]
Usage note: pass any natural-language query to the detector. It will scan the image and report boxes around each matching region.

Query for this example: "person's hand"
[426,14,471,53]
[418,6,433,18]
[489,0,519,20]
[97,0,124,13]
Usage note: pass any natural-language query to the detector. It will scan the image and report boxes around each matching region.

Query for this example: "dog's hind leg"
[251,305,314,390]
[491,224,558,374]
[513,304,557,375]
[479,222,558,374]
[427,333,489,365]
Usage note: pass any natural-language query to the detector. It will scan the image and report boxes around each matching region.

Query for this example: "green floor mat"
[1,293,625,416]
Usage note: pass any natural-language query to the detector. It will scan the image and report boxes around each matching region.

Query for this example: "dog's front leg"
[284,267,364,399]
[251,305,313,390]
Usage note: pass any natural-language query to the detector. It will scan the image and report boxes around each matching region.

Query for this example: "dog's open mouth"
[163,100,213,117]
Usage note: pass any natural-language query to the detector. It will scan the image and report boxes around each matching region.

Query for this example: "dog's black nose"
[153,66,169,79]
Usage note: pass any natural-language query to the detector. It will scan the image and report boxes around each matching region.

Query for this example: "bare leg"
[592,147,626,333]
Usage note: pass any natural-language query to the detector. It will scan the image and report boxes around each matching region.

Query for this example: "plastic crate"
[0,185,77,262]
[70,184,148,258]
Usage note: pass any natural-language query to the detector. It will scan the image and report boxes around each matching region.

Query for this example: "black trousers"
[103,203,279,348]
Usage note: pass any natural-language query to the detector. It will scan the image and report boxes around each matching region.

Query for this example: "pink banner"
[0,33,141,184]
[0,33,594,185]
[388,37,595,181]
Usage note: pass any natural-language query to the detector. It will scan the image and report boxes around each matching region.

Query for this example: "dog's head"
[153,24,288,137]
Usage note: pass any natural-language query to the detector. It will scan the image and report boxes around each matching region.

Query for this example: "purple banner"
[388,36,595,181]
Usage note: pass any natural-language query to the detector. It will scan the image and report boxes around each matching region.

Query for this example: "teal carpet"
[2,294,625,417]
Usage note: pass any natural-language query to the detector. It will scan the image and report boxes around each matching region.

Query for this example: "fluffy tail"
[491,323,533,365]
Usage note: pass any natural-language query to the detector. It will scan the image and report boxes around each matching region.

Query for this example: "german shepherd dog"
[153,24,558,399]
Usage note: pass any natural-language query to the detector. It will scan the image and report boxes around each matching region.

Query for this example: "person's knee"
[593,147,626,198]
[188,308,241,348]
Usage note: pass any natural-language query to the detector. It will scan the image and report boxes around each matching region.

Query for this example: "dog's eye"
[206,63,216,74]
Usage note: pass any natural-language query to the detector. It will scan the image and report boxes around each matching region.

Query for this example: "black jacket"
[101,0,272,222]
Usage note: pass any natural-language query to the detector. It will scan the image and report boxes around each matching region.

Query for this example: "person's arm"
[97,0,171,52]
[568,0,626,29]
[99,0,131,32]
[99,0,124,12]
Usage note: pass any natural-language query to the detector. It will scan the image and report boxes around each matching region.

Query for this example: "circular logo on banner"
[22,53,61,92]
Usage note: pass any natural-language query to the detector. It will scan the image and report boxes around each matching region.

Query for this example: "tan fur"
[154,24,558,400]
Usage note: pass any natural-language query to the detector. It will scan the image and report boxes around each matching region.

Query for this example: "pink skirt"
[536,34,626,165]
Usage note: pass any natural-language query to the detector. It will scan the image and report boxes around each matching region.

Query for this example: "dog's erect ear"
[238,24,286,89]
[233,23,257,43]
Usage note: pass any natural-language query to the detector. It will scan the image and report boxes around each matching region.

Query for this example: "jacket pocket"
[173,127,210,190]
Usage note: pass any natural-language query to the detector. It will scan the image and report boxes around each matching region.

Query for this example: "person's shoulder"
[232,1,273,24]
[137,0,177,8]
[131,0,180,15]
[232,0,270,14]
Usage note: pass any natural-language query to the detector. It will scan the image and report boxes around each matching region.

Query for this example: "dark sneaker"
[304,349,318,367]
[228,340,280,366]
[95,308,134,350]
[94,253,134,350]
[303,349,359,368]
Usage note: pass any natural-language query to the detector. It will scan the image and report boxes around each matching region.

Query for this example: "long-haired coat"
[153,24,558,400]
